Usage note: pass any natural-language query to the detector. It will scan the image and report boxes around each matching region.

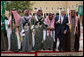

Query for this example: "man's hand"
[64,30,67,34]
[4,14,6,17]
[1,23,3,26]
[56,19,60,24]
[8,24,10,28]
[48,26,51,29]
[48,26,54,30]
[66,23,70,26]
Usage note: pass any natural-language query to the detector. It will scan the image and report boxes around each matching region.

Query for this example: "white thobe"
[5,19,11,50]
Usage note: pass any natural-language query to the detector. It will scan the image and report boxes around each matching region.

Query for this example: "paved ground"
[1,51,83,56]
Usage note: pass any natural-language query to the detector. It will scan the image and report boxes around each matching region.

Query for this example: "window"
[40,7,42,10]
[52,7,53,10]
[46,7,48,10]
[60,8,62,10]
[63,7,65,10]
[34,7,37,10]
[72,5,74,8]
[57,7,59,10]
[76,4,78,7]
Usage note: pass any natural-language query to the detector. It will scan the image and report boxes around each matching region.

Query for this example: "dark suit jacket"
[54,15,68,35]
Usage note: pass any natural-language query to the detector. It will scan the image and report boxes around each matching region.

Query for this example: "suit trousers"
[53,31,64,51]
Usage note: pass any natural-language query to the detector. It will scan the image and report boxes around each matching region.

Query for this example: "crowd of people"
[1,8,80,52]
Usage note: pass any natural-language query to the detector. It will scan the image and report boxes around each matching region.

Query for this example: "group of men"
[1,8,80,52]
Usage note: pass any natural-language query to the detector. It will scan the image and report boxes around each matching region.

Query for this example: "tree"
[5,1,33,16]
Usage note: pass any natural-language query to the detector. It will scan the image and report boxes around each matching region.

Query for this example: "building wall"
[31,1,83,14]
[66,1,83,11]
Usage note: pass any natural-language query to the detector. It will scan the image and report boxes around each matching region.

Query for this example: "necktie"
[61,16,63,24]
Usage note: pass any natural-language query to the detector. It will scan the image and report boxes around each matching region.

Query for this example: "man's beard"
[71,15,75,18]
[25,14,28,16]
[49,18,52,20]
[5,17,8,20]
[38,14,41,16]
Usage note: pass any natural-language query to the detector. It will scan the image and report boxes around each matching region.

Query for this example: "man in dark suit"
[53,10,68,51]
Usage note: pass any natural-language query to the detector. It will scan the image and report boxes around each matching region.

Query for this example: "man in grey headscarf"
[20,9,32,52]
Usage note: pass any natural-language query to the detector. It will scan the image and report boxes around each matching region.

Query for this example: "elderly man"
[9,9,21,52]
[20,9,32,52]
[43,13,55,50]
[69,10,78,51]
[54,10,68,51]
[33,9,44,51]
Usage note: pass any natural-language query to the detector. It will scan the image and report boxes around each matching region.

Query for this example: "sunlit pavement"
[1,26,83,56]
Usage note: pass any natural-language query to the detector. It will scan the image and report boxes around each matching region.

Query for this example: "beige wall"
[5,1,83,17]
[66,1,83,11]
[31,1,83,14]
